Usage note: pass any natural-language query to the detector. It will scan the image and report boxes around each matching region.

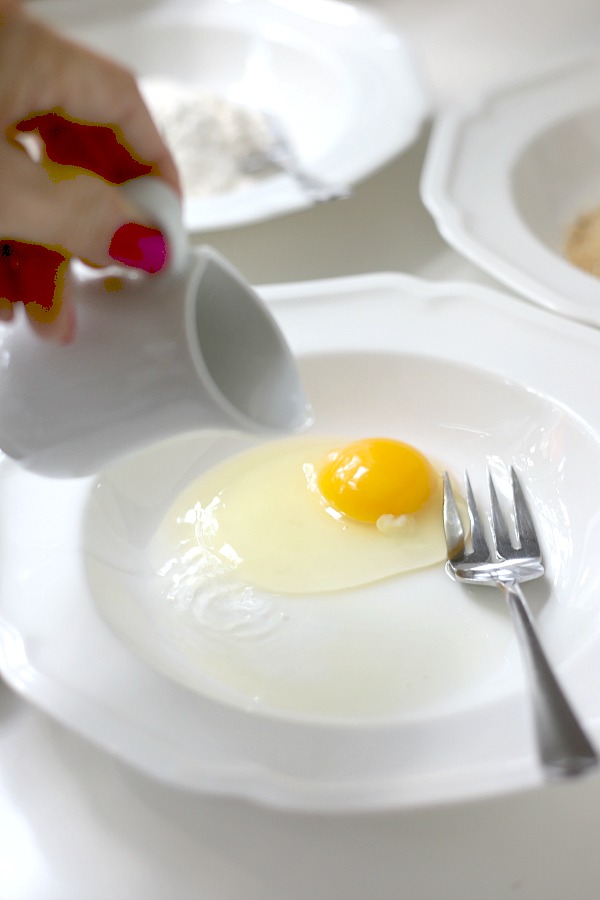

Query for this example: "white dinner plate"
[27,0,429,231]
[421,55,600,328]
[2,272,600,812]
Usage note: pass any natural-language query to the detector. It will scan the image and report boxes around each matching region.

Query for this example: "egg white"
[147,439,491,719]
[154,436,448,595]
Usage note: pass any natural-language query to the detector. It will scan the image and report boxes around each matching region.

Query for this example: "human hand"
[0,0,181,341]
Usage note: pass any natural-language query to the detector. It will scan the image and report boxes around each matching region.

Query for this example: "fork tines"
[443,465,541,564]
[442,465,599,777]
[466,471,490,560]
[489,466,540,560]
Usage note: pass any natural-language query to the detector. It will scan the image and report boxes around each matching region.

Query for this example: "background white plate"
[2,272,600,812]
[421,55,600,327]
[27,0,429,231]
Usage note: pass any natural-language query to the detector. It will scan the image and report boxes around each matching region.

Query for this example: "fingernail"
[108,223,168,274]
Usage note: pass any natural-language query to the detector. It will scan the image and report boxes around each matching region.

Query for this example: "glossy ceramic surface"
[2,273,600,812]
[29,0,429,230]
[0,178,310,476]
[421,55,600,327]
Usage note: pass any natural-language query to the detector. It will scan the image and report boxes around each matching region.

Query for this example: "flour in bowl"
[140,78,277,198]
[565,205,600,277]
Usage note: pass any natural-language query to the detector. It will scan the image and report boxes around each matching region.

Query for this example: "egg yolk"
[317,438,435,523]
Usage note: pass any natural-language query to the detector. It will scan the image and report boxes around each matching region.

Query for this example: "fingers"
[0,240,62,307]
[0,240,74,343]
[0,4,180,342]
[54,54,180,192]
[0,298,13,322]
[0,148,169,341]
[0,142,167,269]
[2,6,180,194]
[16,113,153,184]
[0,147,170,341]
[25,277,76,343]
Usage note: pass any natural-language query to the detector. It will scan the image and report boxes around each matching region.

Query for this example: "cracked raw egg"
[160,436,448,594]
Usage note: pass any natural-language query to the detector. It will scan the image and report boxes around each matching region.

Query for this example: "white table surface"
[5,2,600,898]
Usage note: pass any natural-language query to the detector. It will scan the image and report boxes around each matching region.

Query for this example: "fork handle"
[502,582,598,778]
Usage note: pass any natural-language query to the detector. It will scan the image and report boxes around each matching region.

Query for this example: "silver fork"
[443,465,598,778]
[241,112,351,204]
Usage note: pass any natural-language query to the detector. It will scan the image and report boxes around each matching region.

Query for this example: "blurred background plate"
[28,0,429,231]
[2,272,600,812]
[421,55,600,327]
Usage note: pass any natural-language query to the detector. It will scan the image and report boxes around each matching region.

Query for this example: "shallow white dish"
[27,0,429,232]
[421,55,600,327]
[2,273,600,811]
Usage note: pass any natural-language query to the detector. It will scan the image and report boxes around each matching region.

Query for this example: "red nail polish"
[0,241,64,308]
[108,223,168,274]
[17,113,153,184]
[20,244,65,310]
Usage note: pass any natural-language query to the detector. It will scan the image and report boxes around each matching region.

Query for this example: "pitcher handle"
[119,176,189,276]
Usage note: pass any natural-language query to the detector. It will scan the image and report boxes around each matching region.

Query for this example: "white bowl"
[29,0,430,230]
[3,272,600,812]
[421,55,600,327]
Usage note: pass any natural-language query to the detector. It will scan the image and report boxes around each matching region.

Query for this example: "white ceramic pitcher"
[0,178,312,476]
